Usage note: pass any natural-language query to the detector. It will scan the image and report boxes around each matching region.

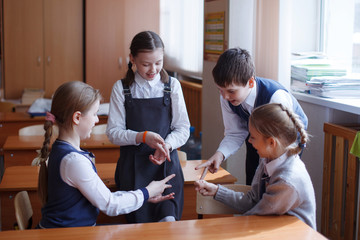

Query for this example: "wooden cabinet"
[85,0,124,102]
[86,0,160,102]
[3,0,83,99]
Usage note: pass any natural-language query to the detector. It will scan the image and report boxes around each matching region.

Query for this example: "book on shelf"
[291,65,347,76]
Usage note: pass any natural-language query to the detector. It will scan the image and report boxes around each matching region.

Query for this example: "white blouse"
[60,151,144,216]
[106,72,190,150]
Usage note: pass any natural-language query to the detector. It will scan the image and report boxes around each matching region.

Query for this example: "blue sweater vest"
[40,140,99,228]
[229,77,308,129]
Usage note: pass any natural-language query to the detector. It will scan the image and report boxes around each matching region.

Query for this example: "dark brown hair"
[212,48,255,87]
[124,31,168,86]
[38,81,102,205]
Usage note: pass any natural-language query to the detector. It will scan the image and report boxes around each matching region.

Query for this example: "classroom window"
[291,0,360,98]
[292,0,360,75]
[322,0,360,73]
[160,0,204,79]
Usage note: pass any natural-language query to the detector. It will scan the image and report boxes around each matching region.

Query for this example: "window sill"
[292,92,360,115]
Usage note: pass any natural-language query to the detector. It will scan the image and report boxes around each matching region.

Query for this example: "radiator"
[180,80,202,137]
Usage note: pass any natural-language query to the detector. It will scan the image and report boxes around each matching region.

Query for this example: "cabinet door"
[3,0,44,99]
[44,0,83,98]
[86,0,124,102]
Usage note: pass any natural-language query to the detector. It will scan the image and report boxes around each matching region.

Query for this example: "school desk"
[0,112,107,155]
[0,215,325,239]
[0,160,237,231]
[2,134,118,169]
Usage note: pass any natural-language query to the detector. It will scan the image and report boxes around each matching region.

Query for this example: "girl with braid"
[37,81,175,228]
[195,103,316,229]
[106,31,190,223]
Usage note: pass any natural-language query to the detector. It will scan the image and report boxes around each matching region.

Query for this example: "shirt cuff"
[140,187,149,202]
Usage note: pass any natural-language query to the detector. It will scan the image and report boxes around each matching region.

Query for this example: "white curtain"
[160,0,204,78]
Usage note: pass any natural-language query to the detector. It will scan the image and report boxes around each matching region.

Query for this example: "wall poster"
[204,11,225,62]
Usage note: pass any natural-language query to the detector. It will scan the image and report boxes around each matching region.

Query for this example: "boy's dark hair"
[212,48,255,87]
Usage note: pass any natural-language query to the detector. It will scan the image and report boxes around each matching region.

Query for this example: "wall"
[202,0,255,164]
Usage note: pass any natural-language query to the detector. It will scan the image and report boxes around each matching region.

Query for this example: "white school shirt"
[60,151,144,216]
[106,72,190,150]
[217,80,294,160]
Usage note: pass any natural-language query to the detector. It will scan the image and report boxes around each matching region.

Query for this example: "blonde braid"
[279,104,309,155]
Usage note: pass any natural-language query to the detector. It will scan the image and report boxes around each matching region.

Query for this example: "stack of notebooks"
[291,63,347,82]
[305,76,360,98]
[290,58,360,98]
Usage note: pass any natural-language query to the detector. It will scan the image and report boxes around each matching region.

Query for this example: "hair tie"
[45,112,56,123]
[298,143,306,148]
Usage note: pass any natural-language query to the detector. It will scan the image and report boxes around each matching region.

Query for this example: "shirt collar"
[134,72,161,88]
[264,151,288,176]
[242,80,257,109]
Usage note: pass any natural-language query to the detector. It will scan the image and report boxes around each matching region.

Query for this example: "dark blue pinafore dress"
[114,78,184,223]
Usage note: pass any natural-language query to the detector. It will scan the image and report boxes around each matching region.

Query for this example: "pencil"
[200,167,208,180]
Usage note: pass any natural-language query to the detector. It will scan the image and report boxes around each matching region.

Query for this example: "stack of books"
[305,76,360,98]
[291,63,347,82]
[290,58,348,96]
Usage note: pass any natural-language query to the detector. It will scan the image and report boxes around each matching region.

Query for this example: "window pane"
[322,0,359,74]
[353,0,360,73]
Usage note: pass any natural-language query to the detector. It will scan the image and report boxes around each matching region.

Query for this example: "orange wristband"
[143,131,148,143]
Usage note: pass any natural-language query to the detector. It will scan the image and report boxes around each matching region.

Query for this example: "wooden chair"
[196,184,251,219]
[91,124,107,134]
[0,101,16,112]
[14,191,33,230]
[19,124,59,137]
[177,150,187,162]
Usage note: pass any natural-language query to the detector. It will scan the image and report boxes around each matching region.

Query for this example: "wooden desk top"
[0,163,116,192]
[3,134,117,151]
[0,160,236,192]
[0,215,325,239]
[180,160,237,184]
[0,112,107,123]
[0,112,44,123]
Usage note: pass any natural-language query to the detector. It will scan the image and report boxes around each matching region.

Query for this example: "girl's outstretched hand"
[146,174,176,199]
[194,180,219,197]
[148,192,175,203]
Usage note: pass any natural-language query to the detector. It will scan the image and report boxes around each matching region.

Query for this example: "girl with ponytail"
[107,31,190,223]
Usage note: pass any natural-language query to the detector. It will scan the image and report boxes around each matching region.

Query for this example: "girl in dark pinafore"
[106,31,190,223]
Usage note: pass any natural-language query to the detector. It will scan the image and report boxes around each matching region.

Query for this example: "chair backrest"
[196,184,251,217]
[14,191,33,230]
[0,101,16,112]
[19,124,59,137]
[91,124,107,135]
[177,150,187,162]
